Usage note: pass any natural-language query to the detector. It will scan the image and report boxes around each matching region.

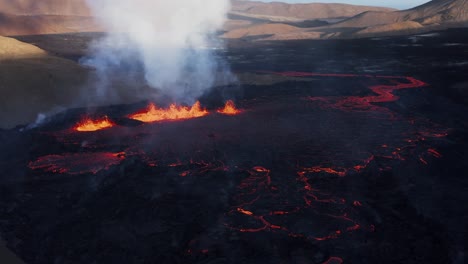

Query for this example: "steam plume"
[83,0,232,103]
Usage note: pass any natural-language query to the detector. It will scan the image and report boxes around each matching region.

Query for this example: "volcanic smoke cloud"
[83,0,232,103]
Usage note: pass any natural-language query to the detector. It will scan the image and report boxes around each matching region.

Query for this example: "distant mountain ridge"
[0,0,91,16]
[225,0,468,40]
[230,0,396,20]
[0,12,100,36]
[0,0,96,36]
[0,0,467,39]
[333,0,468,28]
[0,0,400,36]
[403,0,468,24]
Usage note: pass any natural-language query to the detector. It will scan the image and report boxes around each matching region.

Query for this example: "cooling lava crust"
[0,72,458,263]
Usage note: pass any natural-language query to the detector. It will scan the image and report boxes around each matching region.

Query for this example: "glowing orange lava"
[322,257,343,264]
[29,152,126,175]
[74,116,114,132]
[129,101,209,123]
[217,100,242,115]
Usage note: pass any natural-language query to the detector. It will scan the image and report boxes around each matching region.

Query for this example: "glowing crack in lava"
[24,71,450,263]
[217,100,242,115]
[268,71,427,113]
[224,163,371,241]
[129,101,209,123]
[29,152,126,175]
[322,257,344,264]
[74,116,115,132]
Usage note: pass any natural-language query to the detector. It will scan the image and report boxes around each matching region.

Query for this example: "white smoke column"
[84,0,232,103]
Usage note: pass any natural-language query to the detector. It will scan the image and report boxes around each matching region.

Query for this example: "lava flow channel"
[29,152,126,175]
[129,101,209,123]
[268,71,427,113]
[74,116,115,132]
[224,165,371,240]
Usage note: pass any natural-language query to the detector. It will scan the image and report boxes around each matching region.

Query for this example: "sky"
[256,0,430,10]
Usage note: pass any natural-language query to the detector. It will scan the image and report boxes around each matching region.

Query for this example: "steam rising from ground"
[83,0,232,103]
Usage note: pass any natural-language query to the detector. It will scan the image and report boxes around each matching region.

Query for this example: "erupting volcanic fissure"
[15,71,452,264]
[74,116,115,132]
[129,100,242,123]
[129,101,209,123]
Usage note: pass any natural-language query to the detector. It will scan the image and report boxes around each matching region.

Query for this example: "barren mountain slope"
[404,0,468,24]
[356,21,424,35]
[0,0,91,16]
[223,23,301,38]
[0,0,395,22]
[231,0,396,20]
[0,12,100,36]
[0,35,45,58]
[332,0,468,28]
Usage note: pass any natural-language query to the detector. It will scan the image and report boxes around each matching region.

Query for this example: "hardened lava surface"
[3,28,468,264]
[1,67,465,264]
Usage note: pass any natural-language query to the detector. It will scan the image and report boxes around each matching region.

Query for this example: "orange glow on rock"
[428,148,442,158]
[74,116,114,132]
[129,101,209,123]
[322,257,344,264]
[353,201,363,207]
[253,166,269,173]
[237,208,254,216]
[29,152,125,175]
[303,167,347,177]
[217,100,241,115]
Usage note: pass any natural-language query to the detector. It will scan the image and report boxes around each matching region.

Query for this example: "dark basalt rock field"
[1,28,468,263]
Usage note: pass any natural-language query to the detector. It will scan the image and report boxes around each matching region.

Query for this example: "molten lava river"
[0,72,455,263]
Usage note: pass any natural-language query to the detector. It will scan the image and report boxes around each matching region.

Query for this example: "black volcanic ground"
[1,29,468,264]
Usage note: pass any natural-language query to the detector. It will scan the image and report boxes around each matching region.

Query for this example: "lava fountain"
[129,101,209,123]
[217,100,242,115]
[74,116,115,132]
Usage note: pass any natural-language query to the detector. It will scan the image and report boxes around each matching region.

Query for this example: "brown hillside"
[224,19,254,31]
[0,35,45,58]
[0,0,98,36]
[356,21,424,35]
[332,0,468,29]
[231,0,396,20]
[0,0,91,16]
[0,13,100,36]
[222,23,301,38]
[1,1,467,42]
[327,11,403,28]
[264,30,323,41]
[404,0,468,24]
[0,0,395,21]
[223,0,468,40]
